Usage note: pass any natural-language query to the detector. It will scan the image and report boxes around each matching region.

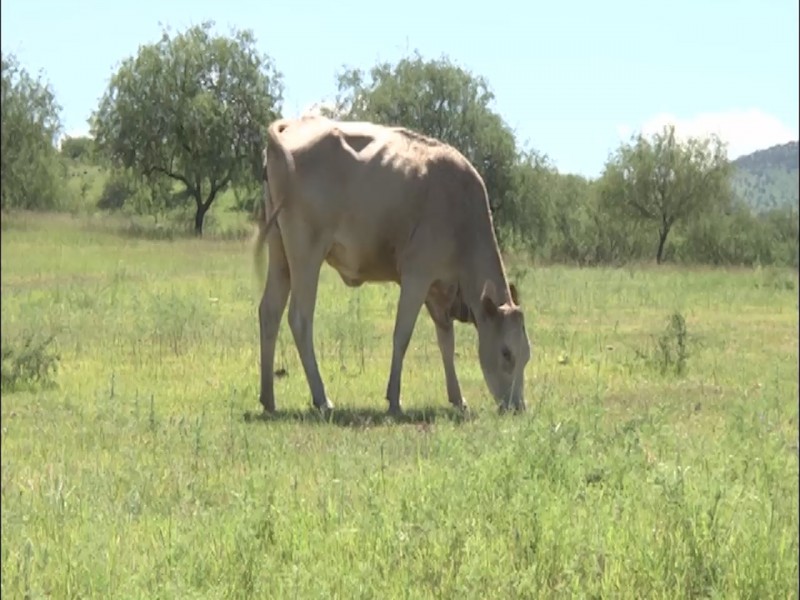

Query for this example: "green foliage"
[499,151,557,255]
[91,22,283,235]
[674,202,799,268]
[329,52,518,231]
[539,175,651,265]
[60,135,95,163]
[630,311,693,378]
[1,331,60,392]
[754,265,797,291]
[599,125,732,264]
[656,311,689,376]
[1,53,63,210]
[97,169,149,211]
[230,180,262,214]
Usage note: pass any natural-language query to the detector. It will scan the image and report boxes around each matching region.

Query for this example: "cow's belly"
[325,238,399,287]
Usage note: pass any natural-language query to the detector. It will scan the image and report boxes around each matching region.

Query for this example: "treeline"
[2,22,797,267]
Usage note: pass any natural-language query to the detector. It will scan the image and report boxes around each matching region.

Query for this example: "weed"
[755,265,797,291]
[1,331,60,392]
[633,311,690,377]
[656,311,690,376]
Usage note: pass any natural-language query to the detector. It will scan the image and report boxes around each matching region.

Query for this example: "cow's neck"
[463,233,511,322]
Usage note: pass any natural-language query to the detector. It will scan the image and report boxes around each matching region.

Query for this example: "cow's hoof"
[259,395,276,414]
[450,397,469,412]
[387,404,403,417]
[498,402,525,415]
[313,398,334,413]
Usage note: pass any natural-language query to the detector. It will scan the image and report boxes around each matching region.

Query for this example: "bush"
[632,311,691,377]
[97,170,148,211]
[662,196,796,268]
[60,135,95,162]
[1,332,60,392]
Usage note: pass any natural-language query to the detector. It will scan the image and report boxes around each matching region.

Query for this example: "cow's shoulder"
[274,116,341,152]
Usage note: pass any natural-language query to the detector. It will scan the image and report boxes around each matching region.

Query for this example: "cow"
[253,115,532,415]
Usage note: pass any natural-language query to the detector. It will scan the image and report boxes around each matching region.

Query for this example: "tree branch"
[204,169,233,210]
[145,164,194,192]
[627,195,656,220]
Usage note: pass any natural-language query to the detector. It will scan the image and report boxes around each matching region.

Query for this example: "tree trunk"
[194,201,209,237]
[655,226,669,264]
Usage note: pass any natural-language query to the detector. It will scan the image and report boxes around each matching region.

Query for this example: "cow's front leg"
[430,316,467,411]
[385,278,429,414]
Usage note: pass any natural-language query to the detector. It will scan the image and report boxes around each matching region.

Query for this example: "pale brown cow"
[253,115,532,415]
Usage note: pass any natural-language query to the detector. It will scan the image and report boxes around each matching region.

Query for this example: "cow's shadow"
[243,405,473,428]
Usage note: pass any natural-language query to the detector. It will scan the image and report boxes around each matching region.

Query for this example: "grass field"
[1,212,798,598]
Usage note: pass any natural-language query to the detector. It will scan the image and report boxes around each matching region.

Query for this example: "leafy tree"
[673,200,778,266]
[328,53,518,229]
[547,173,595,263]
[599,124,732,264]
[60,135,95,163]
[1,53,63,210]
[544,175,651,266]
[500,150,556,255]
[763,206,799,267]
[91,22,283,235]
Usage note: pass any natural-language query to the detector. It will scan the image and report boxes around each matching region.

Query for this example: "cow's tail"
[253,121,295,286]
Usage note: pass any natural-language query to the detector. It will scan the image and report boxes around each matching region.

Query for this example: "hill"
[731,141,799,213]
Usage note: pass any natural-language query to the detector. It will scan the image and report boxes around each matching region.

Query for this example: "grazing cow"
[254,115,532,415]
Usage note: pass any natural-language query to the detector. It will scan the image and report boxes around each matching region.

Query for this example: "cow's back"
[270,116,490,285]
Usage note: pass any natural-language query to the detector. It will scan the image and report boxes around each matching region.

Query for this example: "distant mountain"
[731,141,799,213]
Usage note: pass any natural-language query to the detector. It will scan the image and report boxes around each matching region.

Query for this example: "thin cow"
[253,115,532,415]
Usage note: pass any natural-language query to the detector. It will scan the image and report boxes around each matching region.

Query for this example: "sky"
[2,0,798,178]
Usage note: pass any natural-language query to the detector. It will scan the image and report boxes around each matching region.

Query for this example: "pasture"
[1,212,798,598]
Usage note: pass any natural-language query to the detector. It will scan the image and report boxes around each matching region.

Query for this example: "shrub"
[1,332,60,392]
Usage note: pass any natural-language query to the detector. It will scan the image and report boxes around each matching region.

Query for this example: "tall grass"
[1,213,798,598]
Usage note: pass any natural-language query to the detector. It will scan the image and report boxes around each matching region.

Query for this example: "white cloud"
[617,109,798,159]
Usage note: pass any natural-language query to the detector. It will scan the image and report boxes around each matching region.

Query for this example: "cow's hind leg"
[283,233,332,412]
[258,235,290,413]
[385,277,429,414]
[425,304,467,411]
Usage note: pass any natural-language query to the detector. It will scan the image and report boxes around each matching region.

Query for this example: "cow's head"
[476,280,532,412]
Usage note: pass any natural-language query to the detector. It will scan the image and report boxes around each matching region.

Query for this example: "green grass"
[1,213,798,598]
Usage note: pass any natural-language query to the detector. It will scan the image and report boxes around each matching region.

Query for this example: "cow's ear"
[481,280,498,318]
[509,283,520,306]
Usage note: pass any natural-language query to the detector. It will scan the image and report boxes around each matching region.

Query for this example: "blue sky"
[2,0,797,177]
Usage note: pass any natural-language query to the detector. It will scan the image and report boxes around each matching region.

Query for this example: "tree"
[60,135,95,163]
[500,150,556,255]
[92,22,283,235]
[328,52,519,229]
[599,124,731,264]
[1,53,63,210]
